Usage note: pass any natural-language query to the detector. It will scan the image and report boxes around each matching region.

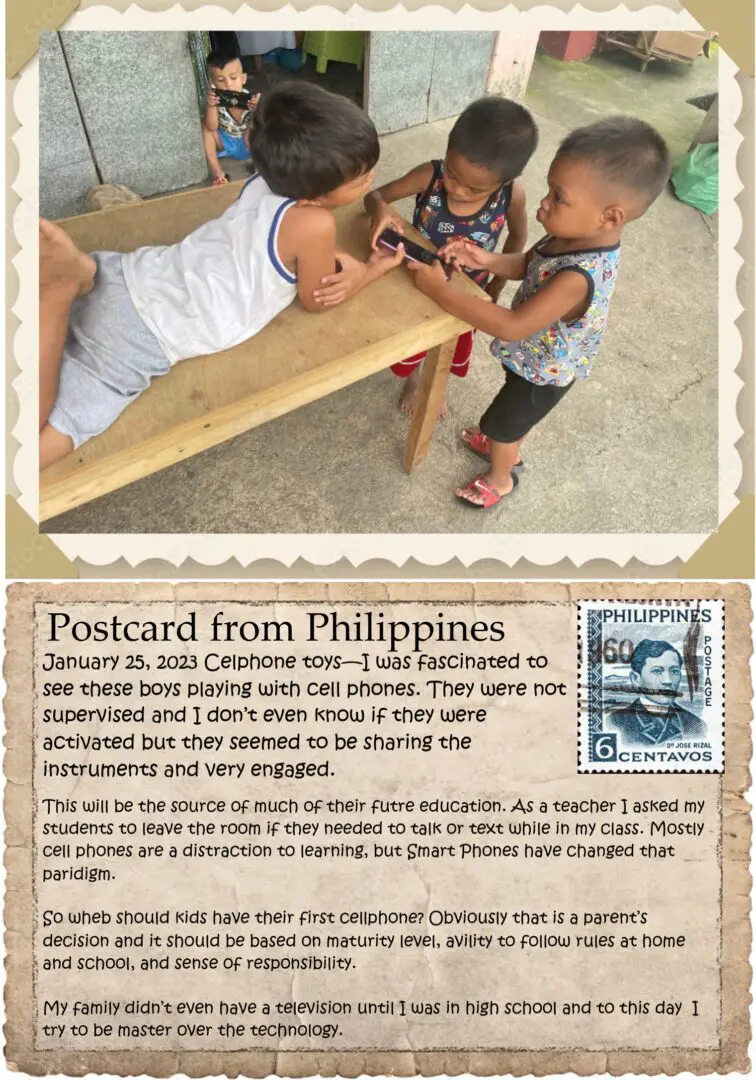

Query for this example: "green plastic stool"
[303,31,364,75]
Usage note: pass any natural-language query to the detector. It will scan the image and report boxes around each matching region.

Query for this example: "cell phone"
[213,87,253,110]
[378,228,453,278]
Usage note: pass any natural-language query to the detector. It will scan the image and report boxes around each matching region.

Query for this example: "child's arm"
[407,259,590,342]
[279,207,404,313]
[203,87,220,132]
[440,238,530,282]
[364,163,434,249]
[501,181,528,255]
[487,181,529,302]
[312,246,407,308]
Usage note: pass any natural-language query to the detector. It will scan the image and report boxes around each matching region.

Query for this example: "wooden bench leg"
[403,337,456,473]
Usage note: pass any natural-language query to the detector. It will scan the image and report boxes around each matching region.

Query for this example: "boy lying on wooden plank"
[40,82,405,470]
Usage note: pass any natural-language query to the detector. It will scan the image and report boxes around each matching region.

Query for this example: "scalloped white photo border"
[10,5,743,568]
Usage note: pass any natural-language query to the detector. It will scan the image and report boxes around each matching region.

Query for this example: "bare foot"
[455,471,515,507]
[40,219,96,297]
[399,371,448,420]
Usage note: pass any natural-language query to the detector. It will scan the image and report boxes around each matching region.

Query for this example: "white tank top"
[120,175,297,365]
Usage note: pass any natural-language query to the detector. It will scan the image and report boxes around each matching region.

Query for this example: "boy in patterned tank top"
[362,98,538,417]
[407,116,671,509]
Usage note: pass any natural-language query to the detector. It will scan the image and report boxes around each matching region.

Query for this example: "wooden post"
[689,96,719,150]
[403,337,456,473]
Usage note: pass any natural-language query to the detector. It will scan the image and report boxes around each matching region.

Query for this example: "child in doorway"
[363,97,537,416]
[406,116,671,508]
[39,82,406,471]
[202,52,260,185]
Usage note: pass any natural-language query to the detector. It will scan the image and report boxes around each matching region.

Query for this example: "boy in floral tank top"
[408,116,671,509]
[363,97,538,416]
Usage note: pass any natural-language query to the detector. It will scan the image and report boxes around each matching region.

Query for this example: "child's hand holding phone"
[378,228,453,279]
[440,237,494,273]
[369,207,405,251]
[405,257,451,298]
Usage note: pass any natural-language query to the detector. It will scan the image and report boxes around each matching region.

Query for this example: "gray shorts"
[48,251,170,449]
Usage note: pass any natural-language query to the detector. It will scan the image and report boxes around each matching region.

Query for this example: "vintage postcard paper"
[6,1,754,578]
[3,581,752,1075]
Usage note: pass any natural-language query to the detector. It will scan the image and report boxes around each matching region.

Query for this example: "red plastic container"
[539,31,599,61]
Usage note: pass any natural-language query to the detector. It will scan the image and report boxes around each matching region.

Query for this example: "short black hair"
[206,51,240,72]
[555,116,671,210]
[447,97,538,182]
[249,82,380,199]
[630,639,683,676]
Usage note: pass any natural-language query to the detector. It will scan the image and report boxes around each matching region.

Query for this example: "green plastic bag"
[671,142,719,214]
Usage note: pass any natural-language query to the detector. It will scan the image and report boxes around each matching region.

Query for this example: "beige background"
[5,582,751,1074]
[4,0,754,579]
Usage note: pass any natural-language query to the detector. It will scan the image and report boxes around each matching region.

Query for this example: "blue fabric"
[218,128,249,160]
[267,199,297,284]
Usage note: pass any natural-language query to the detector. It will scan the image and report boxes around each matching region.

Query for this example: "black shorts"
[480,367,575,443]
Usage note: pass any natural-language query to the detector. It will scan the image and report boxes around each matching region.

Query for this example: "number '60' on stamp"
[578,600,724,773]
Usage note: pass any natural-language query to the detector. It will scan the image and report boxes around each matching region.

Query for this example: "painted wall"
[486,32,540,100]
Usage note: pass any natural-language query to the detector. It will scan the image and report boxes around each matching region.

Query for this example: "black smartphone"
[378,227,453,278]
[214,87,253,110]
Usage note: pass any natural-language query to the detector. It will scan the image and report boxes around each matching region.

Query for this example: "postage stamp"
[578,599,725,773]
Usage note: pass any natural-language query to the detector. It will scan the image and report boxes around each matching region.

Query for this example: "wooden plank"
[42,190,486,516]
[40,318,467,521]
[57,180,244,251]
[403,338,457,473]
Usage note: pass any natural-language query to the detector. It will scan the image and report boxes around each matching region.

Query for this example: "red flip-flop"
[455,471,519,509]
[460,427,523,467]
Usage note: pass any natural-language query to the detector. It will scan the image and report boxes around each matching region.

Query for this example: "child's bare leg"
[457,436,522,505]
[483,437,522,496]
[202,127,227,181]
[461,425,523,467]
[39,220,95,430]
[399,366,448,420]
[40,424,74,470]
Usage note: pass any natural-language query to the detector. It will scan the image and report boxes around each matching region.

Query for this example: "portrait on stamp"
[578,600,724,773]
[604,638,707,746]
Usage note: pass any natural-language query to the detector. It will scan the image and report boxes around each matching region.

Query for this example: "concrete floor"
[46,47,719,535]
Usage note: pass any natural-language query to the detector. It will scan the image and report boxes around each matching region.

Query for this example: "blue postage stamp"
[578,599,724,772]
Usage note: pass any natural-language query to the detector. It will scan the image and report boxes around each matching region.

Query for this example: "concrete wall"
[427,33,497,121]
[366,32,496,134]
[365,33,435,134]
[40,31,207,218]
[365,31,538,135]
[39,33,99,219]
